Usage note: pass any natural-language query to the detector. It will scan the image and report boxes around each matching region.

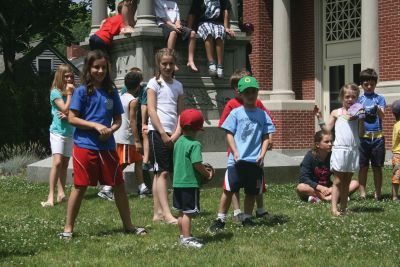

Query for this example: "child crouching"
[173,109,214,248]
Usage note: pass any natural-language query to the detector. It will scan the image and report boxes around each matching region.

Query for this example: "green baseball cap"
[238,76,259,93]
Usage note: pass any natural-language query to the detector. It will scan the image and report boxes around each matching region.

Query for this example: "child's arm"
[226,131,239,161]
[314,105,336,131]
[223,9,235,37]
[256,134,269,165]
[129,99,142,152]
[193,163,214,179]
[171,94,184,143]
[69,109,111,135]
[54,84,74,114]
[358,118,365,137]
[141,104,148,133]
[147,88,173,147]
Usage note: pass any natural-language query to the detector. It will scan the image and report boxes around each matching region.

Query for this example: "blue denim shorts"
[359,137,385,167]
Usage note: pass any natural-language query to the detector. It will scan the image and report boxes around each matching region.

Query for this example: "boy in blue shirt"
[357,68,386,201]
[209,76,275,232]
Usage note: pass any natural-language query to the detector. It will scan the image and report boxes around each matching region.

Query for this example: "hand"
[256,155,264,166]
[267,142,273,151]
[233,151,239,162]
[317,185,330,196]
[142,124,148,135]
[99,128,113,141]
[175,21,182,30]
[226,28,235,37]
[160,132,173,149]
[134,141,143,153]
[170,132,180,144]
[313,105,322,118]
[65,83,75,95]
[57,111,67,120]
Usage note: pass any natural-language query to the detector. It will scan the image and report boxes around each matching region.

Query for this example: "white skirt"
[50,132,73,157]
[330,146,359,173]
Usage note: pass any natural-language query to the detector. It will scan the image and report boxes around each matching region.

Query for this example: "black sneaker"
[208,219,225,233]
[256,211,272,219]
[242,218,256,227]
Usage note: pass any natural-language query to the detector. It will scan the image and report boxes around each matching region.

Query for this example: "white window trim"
[36,57,54,72]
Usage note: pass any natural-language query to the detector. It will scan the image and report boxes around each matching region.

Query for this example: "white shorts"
[197,22,226,41]
[50,132,73,157]
[330,146,359,173]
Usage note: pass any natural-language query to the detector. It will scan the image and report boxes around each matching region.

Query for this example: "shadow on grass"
[349,206,384,213]
[197,232,234,244]
[0,250,36,259]
[258,214,290,227]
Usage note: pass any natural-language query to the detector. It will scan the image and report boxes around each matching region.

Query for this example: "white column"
[361,0,379,72]
[271,0,294,100]
[229,0,240,32]
[135,0,157,27]
[90,0,107,35]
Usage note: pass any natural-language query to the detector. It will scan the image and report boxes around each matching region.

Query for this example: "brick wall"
[270,110,315,149]
[383,105,397,149]
[379,1,400,81]
[67,44,88,60]
[291,0,315,100]
[243,0,273,90]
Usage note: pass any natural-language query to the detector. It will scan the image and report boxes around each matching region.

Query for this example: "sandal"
[126,227,148,236]
[41,201,54,208]
[58,232,73,240]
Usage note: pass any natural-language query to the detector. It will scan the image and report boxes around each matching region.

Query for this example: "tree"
[0,0,87,79]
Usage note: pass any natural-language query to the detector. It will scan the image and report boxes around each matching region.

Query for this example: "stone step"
[27,151,302,194]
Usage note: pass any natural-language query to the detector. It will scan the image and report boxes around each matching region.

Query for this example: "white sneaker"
[217,65,224,78]
[98,190,114,201]
[307,196,320,203]
[138,186,152,198]
[208,62,217,77]
[180,237,203,249]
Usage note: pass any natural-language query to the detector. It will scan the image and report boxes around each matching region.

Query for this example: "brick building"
[244,0,400,150]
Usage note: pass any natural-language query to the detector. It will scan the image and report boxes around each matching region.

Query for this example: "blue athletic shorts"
[359,137,385,167]
[173,187,200,214]
[223,161,263,196]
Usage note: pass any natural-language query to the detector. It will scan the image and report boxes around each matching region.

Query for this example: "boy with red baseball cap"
[173,109,214,248]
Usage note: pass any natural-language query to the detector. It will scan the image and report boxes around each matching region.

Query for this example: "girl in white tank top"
[314,83,364,216]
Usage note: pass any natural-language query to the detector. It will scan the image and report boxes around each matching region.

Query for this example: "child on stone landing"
[188,0,235,78]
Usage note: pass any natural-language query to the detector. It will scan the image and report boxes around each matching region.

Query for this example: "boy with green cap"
[209,76,275,231]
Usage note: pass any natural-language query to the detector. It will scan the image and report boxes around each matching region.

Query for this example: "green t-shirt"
[49,89,74,137]
[173,135,203,188]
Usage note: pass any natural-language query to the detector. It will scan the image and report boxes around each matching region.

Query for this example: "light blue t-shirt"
[70,85,124,150]
[357,93,386,133]
[221,106,276,166]
[49,89,74,137]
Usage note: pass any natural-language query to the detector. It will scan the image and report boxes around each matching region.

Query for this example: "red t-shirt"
[218,97,276,127]
[95,14,124,45]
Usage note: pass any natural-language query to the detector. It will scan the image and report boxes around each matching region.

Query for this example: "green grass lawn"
[1,169,399,267]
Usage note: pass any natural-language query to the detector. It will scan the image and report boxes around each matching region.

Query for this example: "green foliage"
[0,0,88,77]
[0,171,399,266]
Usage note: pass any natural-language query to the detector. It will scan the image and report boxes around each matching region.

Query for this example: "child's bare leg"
[218,190,233,214]
[64,185,87,233]
[142,132,150,164]
[135,161,144,185]
[204,36,215,63]
[215,38,224,65]
[178,212,183,234]
[167,31,177,49]
[152,173,163,221]
[392,184,399,200]
[46,154,63,204]
[349,180,360,195]
[181,213,192,238]
[113,183,135,230]
[331,171,342,216]
[358,166,369,198]
[243,194,256,217]
[57,156,69,202]
[156,171,176,222]
[187,31,198,72]
[231,192,240,211]
[339,173,352,212]
[255,194,264,209]
[372,166,383,199]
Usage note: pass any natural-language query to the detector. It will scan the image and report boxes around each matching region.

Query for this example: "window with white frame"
[325,0,361,42]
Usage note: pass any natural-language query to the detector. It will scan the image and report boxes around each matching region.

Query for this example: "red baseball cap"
[180,109,205,131]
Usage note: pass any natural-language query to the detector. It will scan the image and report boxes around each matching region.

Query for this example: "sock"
[217,213,226,222]
[256,208,266,215]
[138,183,146,191]
[233,209,242,216]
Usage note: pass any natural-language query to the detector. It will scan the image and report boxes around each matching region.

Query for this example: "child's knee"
[190,31,196,38]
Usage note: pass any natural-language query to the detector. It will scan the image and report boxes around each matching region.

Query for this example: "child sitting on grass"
[173,109,214,248]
